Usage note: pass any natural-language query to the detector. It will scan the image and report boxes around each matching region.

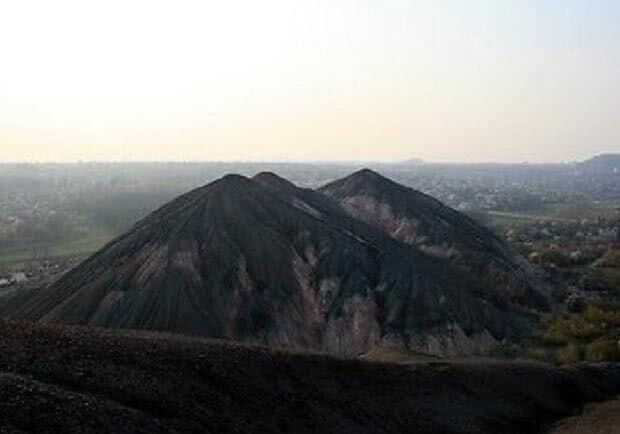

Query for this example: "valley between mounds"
[1,320,619,434]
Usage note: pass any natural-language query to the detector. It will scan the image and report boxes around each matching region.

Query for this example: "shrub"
[596,249,620,268]
[551,286,569,303]
[490,342,520,359]
[526,347,551,363]
[539,250,572,267]
[584,340,620,362]
[547,314,601,341]
[555,343,583,364]
[583,304,620,327]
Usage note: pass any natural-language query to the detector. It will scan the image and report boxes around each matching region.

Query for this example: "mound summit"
[2,170,547,356]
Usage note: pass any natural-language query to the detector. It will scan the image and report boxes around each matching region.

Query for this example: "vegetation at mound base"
[595,248,620,268]
[530,303,620,364]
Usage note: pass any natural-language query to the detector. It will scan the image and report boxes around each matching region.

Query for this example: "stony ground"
[548,398,620,434]
[1,321,620,433]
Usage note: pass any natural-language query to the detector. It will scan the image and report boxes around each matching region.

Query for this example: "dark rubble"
[1,321,620,434]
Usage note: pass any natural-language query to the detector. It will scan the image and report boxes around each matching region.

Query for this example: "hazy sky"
[1,1,618,163]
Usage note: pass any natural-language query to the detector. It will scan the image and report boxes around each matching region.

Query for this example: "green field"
[484,201,620,229]
[0,228,115,267]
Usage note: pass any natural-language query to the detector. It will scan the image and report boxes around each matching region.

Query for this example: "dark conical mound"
[320,168,468,223]
[3,172,539,356]
[320,169,548,310]
[252,171,298,190]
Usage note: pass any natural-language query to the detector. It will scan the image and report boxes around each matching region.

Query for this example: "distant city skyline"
[1,1,619,163]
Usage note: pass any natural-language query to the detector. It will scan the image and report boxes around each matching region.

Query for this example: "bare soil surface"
[548,398,620,434]
[1,320,620,434]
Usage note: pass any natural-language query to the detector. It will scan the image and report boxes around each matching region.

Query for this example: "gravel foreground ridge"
[1,321,620,433]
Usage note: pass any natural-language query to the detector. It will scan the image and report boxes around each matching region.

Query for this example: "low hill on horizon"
[579,153,620,172]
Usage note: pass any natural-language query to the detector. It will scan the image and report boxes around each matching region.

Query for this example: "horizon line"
[0,157,608,166]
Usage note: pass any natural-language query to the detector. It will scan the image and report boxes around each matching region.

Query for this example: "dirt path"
[548,398,620,434]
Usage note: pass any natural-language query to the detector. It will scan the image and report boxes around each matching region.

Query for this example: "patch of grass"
[522,202,620,221]
[584,340,620,362]
[482,200,620,230]
[525,347,550,363]
[0,228,115,266]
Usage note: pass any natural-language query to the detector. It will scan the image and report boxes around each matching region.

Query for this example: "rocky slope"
[319,169,547,310]
[2,172,543,356]
[1,321,620,434]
